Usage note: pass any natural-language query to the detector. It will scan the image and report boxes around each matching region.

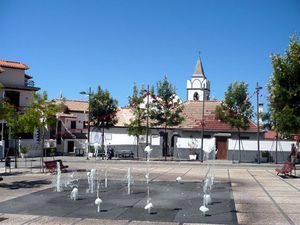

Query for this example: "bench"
[44,160,68,173]
[115,150,134,159]
[275,161,296,176]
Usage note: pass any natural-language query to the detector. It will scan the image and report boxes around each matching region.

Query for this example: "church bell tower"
[187,57,210,101]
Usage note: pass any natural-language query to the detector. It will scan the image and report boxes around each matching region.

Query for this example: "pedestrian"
[290,143,296,164]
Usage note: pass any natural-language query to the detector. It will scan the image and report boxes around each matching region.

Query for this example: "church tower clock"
[187,57,210,101]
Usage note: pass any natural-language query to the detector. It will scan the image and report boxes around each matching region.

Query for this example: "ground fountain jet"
[127,167,134,195]
[175,142,182,183]
[56,161,62,192]
[86,169,96,193]
[95,181,102,213]
[144,145,153,214]
[70,187,78,200]
[94,143,100,160]
[199,145,215,216]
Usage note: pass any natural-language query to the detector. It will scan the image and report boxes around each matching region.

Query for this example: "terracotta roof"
[115,107,134,127]
[54,99,89,112]
[0,60,29,70]
[264,131,277,139]
[177,100,257,132]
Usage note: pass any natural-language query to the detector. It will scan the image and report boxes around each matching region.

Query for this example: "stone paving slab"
[235,203,280,213]
[236,212,290,225]
[1,159,300,224]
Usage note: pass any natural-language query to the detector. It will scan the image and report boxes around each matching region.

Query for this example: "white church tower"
[187,57,210,101]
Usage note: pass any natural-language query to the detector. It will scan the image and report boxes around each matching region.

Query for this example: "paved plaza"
[0,157,300,225]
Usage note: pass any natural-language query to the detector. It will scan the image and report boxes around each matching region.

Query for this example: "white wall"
[177,137,216,149]
[0,68,25,86]
[228,139,296,152]
[19,90,34,107]
[63,139,87,153]
[90,129,161,146]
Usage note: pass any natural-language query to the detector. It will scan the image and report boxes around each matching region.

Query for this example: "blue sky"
[1,0,300,107]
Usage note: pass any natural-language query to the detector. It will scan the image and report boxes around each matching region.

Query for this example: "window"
[71,121,76,129]
[193,92,199,100]
[5,91,20,108]
[240,136,250,140]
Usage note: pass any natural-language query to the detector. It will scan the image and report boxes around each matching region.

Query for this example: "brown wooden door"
[67,141,74,153]
[216,137,228,160]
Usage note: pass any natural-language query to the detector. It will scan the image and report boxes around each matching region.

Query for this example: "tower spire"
[193,57,205,78]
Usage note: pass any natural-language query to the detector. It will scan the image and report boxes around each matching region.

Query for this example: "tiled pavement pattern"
[0,157,299,225]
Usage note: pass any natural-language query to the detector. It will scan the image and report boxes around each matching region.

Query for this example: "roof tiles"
[0,60,29,70]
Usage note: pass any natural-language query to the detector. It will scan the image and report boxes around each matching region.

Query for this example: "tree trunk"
[275,132,278,164]
[164,124,167,161]
[42,127,45,173]
[238,128,241,163]
[101,125,105,158]
[136,135,139,159]
[14,138,17,168]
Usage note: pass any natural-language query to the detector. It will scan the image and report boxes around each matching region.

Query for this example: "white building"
[0,60,40,159]
[53,58,295,162]
[54,99,89,155]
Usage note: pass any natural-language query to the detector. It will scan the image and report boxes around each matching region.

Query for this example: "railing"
[25,79,35,87]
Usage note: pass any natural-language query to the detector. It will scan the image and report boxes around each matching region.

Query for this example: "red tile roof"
[0,60,29,70]
[264,131,277,139]
[54,99,89,112]
[177,100,257,132]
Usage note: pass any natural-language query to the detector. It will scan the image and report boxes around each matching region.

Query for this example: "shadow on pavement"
[0,179,51,190]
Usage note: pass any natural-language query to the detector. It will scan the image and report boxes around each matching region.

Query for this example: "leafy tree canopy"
[150,75,184,129]
[216,81,253,131]
[90,86,118,129]
[127,82,146,138]
[18,92,62,134]
[268,35,300,136]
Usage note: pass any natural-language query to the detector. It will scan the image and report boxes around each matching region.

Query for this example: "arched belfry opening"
[193,92,199,101]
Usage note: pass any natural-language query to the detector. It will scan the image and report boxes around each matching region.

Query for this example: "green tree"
[268,35,300,137]
[215,81,253,163]
[89,86,118,153]
[150,75,184,160]
[127,82,147,159]
[19,92,62,172]
[0,83,12,121]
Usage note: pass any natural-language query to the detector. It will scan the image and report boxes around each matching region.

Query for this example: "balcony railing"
[25,79,35,87]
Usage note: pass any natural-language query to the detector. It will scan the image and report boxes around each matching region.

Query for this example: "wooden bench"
[115,150,134,159]
[275,161,296,176]
[44,160,68,173]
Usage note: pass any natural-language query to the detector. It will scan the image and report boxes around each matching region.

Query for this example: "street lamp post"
[200,78,207,162]
[146,85,150,147]
[256,82,262,164]
[80,87,92,160]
